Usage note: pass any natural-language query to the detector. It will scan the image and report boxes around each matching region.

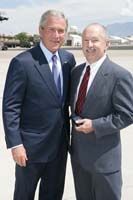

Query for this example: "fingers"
[75,119,94,134]
[75,119,85,126]
[11,146,28,167]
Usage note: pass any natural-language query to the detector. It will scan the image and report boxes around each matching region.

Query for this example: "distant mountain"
[106,22,133,37]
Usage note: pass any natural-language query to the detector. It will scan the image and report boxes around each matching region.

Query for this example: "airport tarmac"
[0,48,133,200]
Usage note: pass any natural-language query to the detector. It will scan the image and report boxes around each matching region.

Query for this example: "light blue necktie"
[52,55,61,98]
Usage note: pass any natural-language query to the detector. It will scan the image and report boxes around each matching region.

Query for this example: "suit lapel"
[58,49,72,103]
[31,45,60,102]
[71,63,86,110]
[83,57,110,110]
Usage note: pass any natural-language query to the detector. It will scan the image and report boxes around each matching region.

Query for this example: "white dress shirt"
[40,41,63,96]
[75,54,107,107]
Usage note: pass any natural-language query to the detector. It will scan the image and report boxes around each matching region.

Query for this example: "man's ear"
[104,40,110,52]
[39,26,43,38]
[106,40,110,50]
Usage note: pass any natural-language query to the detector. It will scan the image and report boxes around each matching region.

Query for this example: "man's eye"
[49,28,55,32]
[47,28,65,34]
[92,39,98,42]
[59,30,65,34]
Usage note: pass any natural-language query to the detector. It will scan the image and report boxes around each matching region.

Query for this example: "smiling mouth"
[53,40,60,43]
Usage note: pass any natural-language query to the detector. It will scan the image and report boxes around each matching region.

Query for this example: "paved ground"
[0,48,133,199]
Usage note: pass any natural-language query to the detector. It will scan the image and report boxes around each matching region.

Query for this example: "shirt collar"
[40,41,59,62]
[86,54,107,70]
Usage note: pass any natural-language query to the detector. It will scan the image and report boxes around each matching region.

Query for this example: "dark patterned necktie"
[75,65,90,115]
[52,55,61,97]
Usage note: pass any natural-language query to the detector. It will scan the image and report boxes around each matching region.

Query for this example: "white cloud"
[0,0,132,35]
[121,0,133,16]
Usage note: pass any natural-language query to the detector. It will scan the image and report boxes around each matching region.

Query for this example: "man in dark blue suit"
[2,9,76,200]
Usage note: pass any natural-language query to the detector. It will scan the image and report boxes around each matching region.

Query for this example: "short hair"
[83,23,109,40]
[39,9,68,31]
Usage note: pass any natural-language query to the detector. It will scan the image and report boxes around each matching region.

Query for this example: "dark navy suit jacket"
[3,45,76,163]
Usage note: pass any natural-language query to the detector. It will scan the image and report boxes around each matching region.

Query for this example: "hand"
[75,118,94,134]
[11,146,28,167]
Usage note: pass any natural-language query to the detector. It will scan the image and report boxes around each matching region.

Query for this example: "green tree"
[15,32,28,42]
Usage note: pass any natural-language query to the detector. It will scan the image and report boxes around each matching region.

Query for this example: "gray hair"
[39,9,68,31]
[83,23,109,40]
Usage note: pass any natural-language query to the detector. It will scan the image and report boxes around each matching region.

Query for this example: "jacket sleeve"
[92,71,133,139]
[2,57,27,148]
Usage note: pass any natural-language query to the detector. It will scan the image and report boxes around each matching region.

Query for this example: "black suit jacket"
[3,45,76,163]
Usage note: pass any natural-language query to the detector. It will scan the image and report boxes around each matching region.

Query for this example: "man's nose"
[87,40,93,46]
[54,30,60,37]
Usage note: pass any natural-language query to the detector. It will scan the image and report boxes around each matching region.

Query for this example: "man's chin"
[52,45,61,52]
[85,55,96,64]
